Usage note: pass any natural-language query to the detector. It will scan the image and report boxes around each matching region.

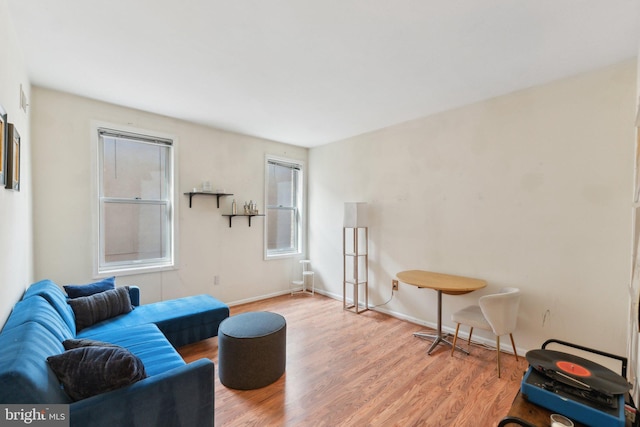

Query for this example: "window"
[265,157,303,258]
[96,127,174,274]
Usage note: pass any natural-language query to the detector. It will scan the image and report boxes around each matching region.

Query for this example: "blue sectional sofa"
[0,279,230,427]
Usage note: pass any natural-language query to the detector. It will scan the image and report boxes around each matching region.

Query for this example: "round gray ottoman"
[218,311,286,390]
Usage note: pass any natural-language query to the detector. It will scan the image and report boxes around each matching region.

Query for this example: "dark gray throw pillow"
[47,346,147,401]
[68,286,133,332]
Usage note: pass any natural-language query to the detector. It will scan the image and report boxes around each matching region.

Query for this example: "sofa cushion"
[0,322,71,404]
[68,287,133,332]
[64,276,115,298]
[77,294,230,347]
[77,324,186,377]
[1,296,74,342]
[23,280,77,335]
[47,345,147,401]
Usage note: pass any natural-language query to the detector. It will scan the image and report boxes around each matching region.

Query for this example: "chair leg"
[451,323,460,357]
[468,327,473,347]
[496,335,501,378]
[509,333,518,361]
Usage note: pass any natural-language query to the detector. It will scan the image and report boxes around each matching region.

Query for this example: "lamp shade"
[344,202,368,227]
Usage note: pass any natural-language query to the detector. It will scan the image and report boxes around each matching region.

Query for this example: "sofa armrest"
[70,358,214,427]
[127,286,140,307]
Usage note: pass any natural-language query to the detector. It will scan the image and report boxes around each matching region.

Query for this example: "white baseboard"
[226,289,294,307]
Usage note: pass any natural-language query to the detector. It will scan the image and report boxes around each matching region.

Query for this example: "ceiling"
[6,1,640,147]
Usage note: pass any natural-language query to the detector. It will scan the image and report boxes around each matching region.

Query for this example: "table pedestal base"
[414,290,470,355]
[413,331,470,355]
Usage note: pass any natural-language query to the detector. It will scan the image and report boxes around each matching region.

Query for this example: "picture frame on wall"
[6,123,20,191]
[0,104,7,186]
[635,133,640,203]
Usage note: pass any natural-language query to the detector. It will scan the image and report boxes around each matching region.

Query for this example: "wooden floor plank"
[177,293,528,426]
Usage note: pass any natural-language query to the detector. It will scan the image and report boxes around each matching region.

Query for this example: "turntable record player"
[521,340,631,427]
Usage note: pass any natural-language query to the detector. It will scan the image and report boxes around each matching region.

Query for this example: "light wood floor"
[177,293,529,427]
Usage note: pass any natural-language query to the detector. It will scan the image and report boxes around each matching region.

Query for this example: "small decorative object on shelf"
[243,200,259,215]
[232,199,237,215]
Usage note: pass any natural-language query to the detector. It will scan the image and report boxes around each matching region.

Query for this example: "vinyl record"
[526,349,630,395]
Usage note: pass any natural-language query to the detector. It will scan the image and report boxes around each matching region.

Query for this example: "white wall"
[309,60,636,356]
[30,87,307,305]
[0,0,32,326]
[629,44,640,402]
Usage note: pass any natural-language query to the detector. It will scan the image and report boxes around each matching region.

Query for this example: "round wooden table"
[396,270,487,355]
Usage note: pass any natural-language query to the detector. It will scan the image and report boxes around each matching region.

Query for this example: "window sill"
[97,262,176,277]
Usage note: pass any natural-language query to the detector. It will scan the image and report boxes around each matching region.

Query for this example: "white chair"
[291,260,314,296]
[450,287,521,378]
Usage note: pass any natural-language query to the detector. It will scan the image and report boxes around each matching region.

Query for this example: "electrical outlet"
[392,279,399,291]
[214,275,220,285]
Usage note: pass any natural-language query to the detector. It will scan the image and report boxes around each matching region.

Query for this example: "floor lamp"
[343,202,369,313]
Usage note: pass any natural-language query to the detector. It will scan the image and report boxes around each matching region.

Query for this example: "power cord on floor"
[369,290,395,308]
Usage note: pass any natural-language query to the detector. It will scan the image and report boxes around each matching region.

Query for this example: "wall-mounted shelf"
[221,214,265,228]
[184,192,234,208]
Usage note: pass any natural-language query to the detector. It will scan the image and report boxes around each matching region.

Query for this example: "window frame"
[264,155,305,260]
[92,122,178,276]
